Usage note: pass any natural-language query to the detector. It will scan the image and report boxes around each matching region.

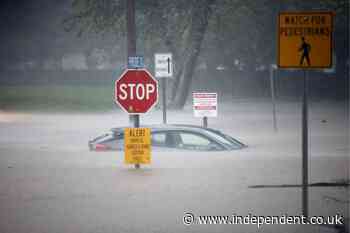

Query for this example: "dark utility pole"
[126,0,140,168]
[127,0,136,57]
[302,70,309,218]
[126,0,139,128]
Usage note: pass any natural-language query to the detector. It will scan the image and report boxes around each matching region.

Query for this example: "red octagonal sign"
[114,69,158,114]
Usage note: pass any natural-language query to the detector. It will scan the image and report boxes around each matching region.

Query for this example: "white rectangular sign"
[155,53,173,78]
[193,92,217,118]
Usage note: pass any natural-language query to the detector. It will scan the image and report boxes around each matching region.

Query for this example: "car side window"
[151,132,167,147]
[177,132,221,151]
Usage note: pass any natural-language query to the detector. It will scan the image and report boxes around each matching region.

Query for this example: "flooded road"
[0,100,348,233]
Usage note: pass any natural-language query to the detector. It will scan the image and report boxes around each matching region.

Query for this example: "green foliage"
[63,0,127,37]
[64,0,348,71]
[0,85,115,112]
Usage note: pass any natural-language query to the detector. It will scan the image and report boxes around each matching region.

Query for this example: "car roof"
[107,124,246,148]
[110,124,221,134]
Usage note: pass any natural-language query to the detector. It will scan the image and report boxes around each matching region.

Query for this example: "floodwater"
[0,100,348,233]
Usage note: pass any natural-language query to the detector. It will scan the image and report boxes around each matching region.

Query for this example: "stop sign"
[114,69,158,114]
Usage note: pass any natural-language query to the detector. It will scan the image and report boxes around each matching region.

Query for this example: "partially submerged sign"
[278,11,333,68]
[124,128,151,164]
[193,92,217,118]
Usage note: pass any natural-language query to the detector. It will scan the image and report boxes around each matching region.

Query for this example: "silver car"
[89,124,246,151]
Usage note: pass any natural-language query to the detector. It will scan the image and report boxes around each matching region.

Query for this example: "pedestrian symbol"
[299,37,311,66]
[278,11,333,69]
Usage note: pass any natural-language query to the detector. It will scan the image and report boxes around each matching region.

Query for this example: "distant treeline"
[0,69,348,100]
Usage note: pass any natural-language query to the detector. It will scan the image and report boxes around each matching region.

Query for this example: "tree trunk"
[169,0,215,109]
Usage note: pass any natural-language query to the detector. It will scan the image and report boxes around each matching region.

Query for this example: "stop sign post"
[115,69,158,114]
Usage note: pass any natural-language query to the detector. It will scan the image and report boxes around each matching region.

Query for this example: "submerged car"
[89,124,246,152]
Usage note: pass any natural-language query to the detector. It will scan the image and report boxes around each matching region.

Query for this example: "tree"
[64,0,349,107]
[64,0,217,109]
[165,0,216,108]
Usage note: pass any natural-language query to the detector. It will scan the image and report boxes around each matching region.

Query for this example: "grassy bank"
[0,85,116,112]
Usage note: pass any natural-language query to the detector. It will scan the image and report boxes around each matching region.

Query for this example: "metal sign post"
[126,0,139,168]
[162,79,167,124]
[127,56,144,142]
[269,65,278,132]
[277,11,334,218]
[114,69,158,169]
[155,53,173,124]
[302,70,309,218]
[203,116,208,128]
[193,93,217,128]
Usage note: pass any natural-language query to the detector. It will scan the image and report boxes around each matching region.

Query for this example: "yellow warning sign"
[124,128,151,164]
[278,11,333,68]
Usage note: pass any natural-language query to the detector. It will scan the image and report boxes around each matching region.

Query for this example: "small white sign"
[155,53,173,78]
[193,92,217,118]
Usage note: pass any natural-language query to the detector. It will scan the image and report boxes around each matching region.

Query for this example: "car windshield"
[204,130,243,149]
